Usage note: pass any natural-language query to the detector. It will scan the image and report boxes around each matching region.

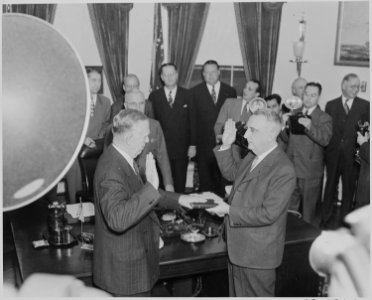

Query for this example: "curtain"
[234,2,283,97]
[163,3,210,87]
[2,3,57,23]
[150,3,165,91]
[88,3,133,103]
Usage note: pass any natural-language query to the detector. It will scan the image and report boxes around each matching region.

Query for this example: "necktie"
[211,85,217,104]
[240,102,249,123]
[90,96,95,118]
[344,99,350,115]
[168,90,173,107]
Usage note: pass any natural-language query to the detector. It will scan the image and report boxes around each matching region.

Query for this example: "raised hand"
[145,152,159,190]
[222,118,237,147]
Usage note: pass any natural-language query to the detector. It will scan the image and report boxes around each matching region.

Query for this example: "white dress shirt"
[112,144,136,173]
[206,81,221,99]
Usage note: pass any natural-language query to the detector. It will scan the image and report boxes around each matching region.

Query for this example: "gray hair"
[342,73,359,83]
[124,89,145,103]
[112,109,147,135]
[252,108,282,136]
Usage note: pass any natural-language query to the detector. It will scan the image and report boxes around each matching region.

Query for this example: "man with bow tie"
[207,109,296,297]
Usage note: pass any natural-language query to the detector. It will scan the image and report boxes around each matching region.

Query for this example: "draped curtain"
[88,3,133,103]
[2,3,57,23]
[234,2,283,97]
[163,3,210,87]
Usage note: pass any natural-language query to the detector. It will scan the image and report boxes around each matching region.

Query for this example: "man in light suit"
[105,89,174,192]
[66,67,111,202]
[191,60,237,196]
[207,109,296,297]
[322,73,370,225]
[214,79,260,140]
[149,63,196,193]
[286,82,333,227]
[93,109,204,296]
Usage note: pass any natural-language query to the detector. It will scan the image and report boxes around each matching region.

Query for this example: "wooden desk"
[9,198,321,296]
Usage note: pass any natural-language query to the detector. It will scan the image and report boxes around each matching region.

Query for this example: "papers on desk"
[66,202,95,221]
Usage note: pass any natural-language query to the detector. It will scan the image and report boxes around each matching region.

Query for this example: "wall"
[52,1,370,105]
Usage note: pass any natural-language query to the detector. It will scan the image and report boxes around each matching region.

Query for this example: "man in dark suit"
[110,74,154,121]
[149,63,196,193]
[354,129,369,209]
[207,110,296,297]
[322,73,370,225]
[66,67,111,202]
[191,60,237,196]
[286,82,332,227]
[93,109,205,296]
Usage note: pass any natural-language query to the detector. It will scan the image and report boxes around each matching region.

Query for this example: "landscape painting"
[334,1,369,67]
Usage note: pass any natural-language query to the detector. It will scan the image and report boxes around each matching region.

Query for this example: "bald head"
[123,74,140,92]
[124,89,146,113]
[291,77,307,99]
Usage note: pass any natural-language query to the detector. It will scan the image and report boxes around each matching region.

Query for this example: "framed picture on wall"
[85,65,104,93]
[334,2,369,67]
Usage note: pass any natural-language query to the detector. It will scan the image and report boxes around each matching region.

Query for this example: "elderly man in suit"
[66,67,111,202]
[110,74,154,122]
[207,109,296,297]
[286,82,332,227]
[93,109,204,296]
[149,63,196,193]
[106,89,174,192]
[191,60,237,196]
[291,77,308,99]
[322,73,370,226]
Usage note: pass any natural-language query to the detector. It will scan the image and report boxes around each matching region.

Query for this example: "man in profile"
[207,109,296,297]
[93,109,205,296]
[322,73,369,226]
[191,60,237,196]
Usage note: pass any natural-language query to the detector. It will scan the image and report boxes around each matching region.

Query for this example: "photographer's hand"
[357,131,369,146]
[298,117,312,130]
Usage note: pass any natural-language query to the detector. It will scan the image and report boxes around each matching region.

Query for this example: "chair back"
[78,139,104,201]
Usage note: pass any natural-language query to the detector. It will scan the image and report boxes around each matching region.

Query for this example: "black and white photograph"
[3,0,370,298]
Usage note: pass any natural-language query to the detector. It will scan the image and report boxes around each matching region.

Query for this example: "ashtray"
[180,232,206,243]
[202,226,218,238]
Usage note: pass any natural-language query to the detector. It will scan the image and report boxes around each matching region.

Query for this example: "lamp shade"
[293,41,305,58]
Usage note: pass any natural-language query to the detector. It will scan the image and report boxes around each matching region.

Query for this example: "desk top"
[9,198,320,281]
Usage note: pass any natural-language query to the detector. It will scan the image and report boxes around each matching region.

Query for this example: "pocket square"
[183,104,188,108]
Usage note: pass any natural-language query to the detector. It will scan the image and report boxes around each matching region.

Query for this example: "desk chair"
[76,139,104,202]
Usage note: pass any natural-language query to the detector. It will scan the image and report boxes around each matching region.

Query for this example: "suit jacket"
[103,118,173,188]
[137,119,173,187]
[149,86,196,160]
[325,96,369,161]
[192,82,237,152]
[93,145,179,295]
[110,97,154,122]
[214,146,296,268]
[286,106,333,179]
[214,97,249,136]
[87,94,111,139]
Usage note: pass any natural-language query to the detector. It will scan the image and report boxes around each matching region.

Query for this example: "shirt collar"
[342,95,354,107]
[207,81,221,93]
[164,86,177,97]
[303,105,316,115]
[112,143,135,173]
[254,143,278,165]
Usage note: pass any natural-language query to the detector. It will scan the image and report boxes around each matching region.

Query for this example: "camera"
[289,112,312,135]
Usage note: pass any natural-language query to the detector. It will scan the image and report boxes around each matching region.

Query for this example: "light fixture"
[290,14,308,77]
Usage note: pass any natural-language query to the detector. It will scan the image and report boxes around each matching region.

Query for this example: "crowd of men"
[75,60,369,297]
